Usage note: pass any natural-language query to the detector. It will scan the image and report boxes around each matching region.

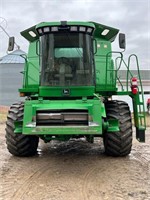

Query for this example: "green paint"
[15,21,146,142]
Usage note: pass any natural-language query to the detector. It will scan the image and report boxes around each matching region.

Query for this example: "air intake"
[36,109,88,126]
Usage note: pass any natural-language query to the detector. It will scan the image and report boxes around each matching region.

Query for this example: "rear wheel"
[5,102,39,157]
[104,100,132,157]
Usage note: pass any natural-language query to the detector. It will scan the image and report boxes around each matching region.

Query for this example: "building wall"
[0,63,24,106]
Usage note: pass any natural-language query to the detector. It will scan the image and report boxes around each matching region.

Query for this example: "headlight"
[87,27,93,33]
[43,27,50,33]
[70,26,78,32]
[29,31,37,37]
[79,26,86,32]
[101,29,110,36]
[51,26,58,32]
[37,25,94,36]
[37,28,43,35]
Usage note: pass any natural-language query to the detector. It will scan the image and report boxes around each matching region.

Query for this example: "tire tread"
[5,102,39,157]
[104,100,132,157]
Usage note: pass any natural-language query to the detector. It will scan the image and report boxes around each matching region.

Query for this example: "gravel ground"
[0,122,150,200]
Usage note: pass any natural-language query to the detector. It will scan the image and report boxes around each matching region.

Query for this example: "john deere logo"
[63,89,70,95]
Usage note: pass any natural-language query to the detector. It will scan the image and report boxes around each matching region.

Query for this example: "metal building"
[0,49,25,106]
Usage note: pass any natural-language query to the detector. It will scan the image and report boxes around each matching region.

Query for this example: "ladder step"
[138,126,146,130]
[138,102,144,105]
[138,114,144,117]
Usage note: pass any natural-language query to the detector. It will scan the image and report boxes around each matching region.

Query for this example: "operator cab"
[37,23,95,87]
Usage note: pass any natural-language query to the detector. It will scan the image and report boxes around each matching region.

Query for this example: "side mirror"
[8,37,15,51]
[119,33,126,49]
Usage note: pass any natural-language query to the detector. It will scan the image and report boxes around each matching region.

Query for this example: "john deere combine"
[5,21,146,157]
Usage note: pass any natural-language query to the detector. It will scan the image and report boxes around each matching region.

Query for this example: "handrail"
[128,54,143,92]
[115,56,124,91]
[104,51,146,129]
[116,76,124,91]
[105,52,145,96]
[115,56,133,91]
[128,54,146,118]
[115,56,123,71]
[105,51,123,89]
[121,59,133,91]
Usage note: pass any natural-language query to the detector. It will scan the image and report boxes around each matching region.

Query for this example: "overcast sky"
[0,0,150,69]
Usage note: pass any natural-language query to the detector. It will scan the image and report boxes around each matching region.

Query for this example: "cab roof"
[20,21,119,43]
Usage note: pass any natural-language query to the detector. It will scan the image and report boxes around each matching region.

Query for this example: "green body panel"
[19,99,105,136]
[39,86,95,97]
[94,39,116,92]
[19,88,38,93]
[23,42,40,89]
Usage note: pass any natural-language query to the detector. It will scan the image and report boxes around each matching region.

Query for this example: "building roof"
[0,49,26,64]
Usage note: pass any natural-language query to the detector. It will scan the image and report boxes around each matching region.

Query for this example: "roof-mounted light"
[79,26,86,32]
[70,26,78,32]
[29,31,37,38]
[37,28,43,35]
[43,27,50,33]
[101,29,110,36]
[51,26,58,32]
[36,25,94,36]
[87,27,93,33]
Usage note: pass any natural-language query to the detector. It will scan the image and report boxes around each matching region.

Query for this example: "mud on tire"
[5,102,39,157]
[104,100,132,157]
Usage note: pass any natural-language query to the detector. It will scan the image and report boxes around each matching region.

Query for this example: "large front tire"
[104,100,132,157]
[5,102,39,157]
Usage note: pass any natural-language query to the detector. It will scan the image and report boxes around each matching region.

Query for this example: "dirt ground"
[0,121,150,200]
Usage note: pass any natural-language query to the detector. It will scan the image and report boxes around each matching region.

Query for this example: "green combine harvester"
[5,21,146,157]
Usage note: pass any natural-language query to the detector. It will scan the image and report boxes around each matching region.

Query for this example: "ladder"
[128,54,146,142]
[112,53,146,142]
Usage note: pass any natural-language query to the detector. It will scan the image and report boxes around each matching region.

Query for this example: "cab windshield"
[41,32,94,86]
